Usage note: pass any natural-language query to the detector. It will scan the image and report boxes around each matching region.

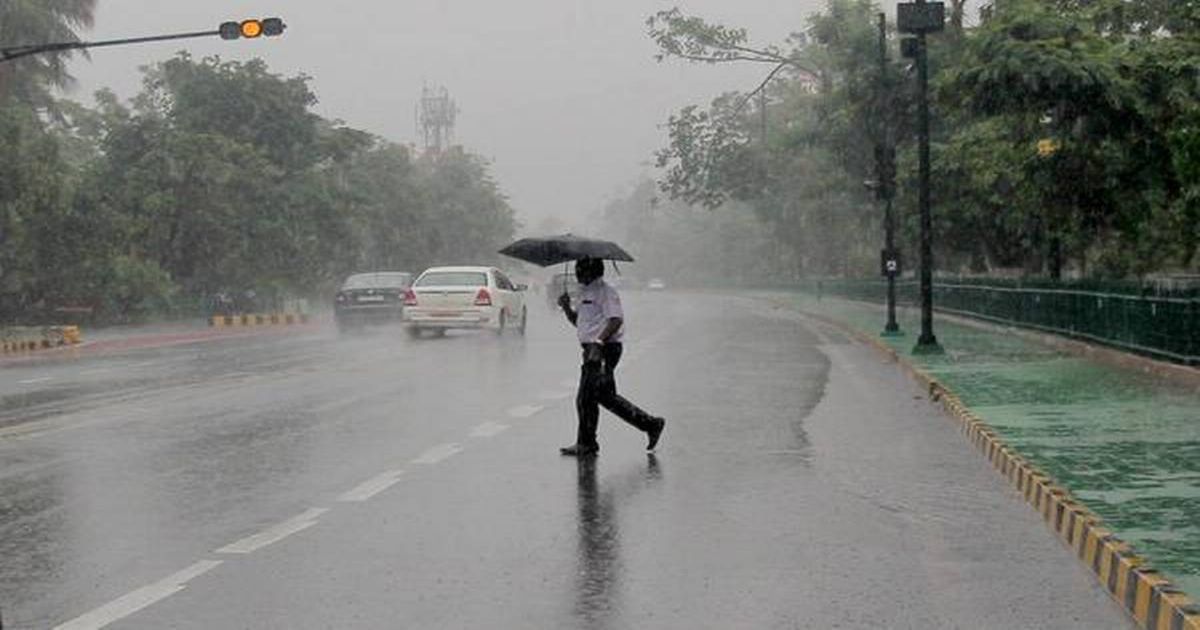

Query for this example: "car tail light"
[403,289,418,306]
[474,288,492,306]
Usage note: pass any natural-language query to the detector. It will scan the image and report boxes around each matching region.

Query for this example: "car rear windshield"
[342,273,412,289]
[415,272,488,287]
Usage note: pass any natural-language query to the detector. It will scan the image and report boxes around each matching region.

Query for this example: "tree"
[0,0,97,108]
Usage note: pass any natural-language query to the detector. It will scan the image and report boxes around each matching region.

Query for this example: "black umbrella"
[498,234,634,267]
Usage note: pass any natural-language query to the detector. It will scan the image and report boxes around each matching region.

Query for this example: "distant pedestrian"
[557,257,665,456]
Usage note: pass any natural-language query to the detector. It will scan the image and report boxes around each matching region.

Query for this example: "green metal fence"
[813,279,1200,366]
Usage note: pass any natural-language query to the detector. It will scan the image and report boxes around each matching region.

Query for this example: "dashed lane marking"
[79,368,111,376]
[18,376,52,385]
[412,443,463,465]
[53,560,222,630]
[338,470,405,502]
[506,404,544,419]
[469,422,510,438]
[216,508,327,554]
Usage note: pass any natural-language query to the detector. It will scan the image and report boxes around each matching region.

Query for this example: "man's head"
[575,257,604,285]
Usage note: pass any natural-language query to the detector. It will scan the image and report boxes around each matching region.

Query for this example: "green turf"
[777,293,1200,597]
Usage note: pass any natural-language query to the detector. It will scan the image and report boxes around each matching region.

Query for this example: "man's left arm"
[594,287,624,344]
[596,317,623,344]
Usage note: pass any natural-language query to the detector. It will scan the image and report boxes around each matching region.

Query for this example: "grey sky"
[67,1,827,230]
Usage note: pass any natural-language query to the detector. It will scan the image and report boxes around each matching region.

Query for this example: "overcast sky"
[66,1,829,229]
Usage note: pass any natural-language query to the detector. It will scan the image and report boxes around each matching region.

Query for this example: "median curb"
[0,325,82,355]
[209,312,309,327]
[790,303,1200,630]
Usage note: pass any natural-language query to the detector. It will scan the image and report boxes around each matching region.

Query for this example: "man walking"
[557,257,665,457]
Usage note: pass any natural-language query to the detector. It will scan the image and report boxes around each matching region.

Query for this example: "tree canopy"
[647,0,1200,280]
[0,52,516,323]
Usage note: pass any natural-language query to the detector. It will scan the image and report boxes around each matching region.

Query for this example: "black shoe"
[560,443,599,457]
[646,417,665,451]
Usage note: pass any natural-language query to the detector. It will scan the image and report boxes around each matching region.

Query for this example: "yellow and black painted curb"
[1,325,82,355]
[209,313,310,327]
[798,307,1200,630]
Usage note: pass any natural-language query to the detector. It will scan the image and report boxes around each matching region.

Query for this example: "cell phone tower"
[416,85,458,152]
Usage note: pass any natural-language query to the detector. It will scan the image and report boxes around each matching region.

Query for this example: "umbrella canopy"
[498,234,634,267]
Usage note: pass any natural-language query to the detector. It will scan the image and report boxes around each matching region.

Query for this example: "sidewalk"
[771,292,1200,599]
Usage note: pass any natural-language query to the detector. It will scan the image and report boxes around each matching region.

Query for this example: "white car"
[403,266,528,337]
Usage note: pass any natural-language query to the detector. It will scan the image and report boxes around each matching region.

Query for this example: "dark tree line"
[643,0,1200,281]
[1,50,515,323]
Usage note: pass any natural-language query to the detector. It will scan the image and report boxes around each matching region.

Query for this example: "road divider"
[1,325,82,355]
[209,312,309,327]
[795,306,1200,630]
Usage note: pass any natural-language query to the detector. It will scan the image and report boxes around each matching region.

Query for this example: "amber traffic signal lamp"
[219,18,286,40]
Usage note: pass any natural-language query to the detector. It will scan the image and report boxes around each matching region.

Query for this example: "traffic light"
[218,17,285,40]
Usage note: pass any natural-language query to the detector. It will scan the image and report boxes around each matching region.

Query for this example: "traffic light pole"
[914,30,941,352]
[2,19,284,64]
[898,0,944,355]
[2,30,218,63]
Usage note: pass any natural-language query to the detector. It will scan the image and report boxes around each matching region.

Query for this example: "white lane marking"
[412,443,463,465]
[216,508,327,554]
[79,368,111,376]
[506,404,545,419]
[309,393,375,415]
[18,376,52,385]
[54,560,222,630]
[469,422,510,438]
[338,470,404,502]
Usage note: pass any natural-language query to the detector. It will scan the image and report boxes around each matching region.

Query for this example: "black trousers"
[575,343,656,448]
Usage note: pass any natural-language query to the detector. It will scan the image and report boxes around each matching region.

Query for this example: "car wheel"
[406,326,421,339]
[495,311,507,336]
[517,308,527,336]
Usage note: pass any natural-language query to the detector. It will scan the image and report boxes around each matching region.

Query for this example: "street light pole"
[877,13,902,337]
[898,0,944,354]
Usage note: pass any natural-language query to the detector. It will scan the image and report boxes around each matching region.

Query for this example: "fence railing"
[813,279,1200,366]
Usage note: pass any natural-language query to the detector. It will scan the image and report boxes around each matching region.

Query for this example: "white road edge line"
[18,377,52,385]
[338,470,405,502]
[469,422,510,438]
[412,443,463,465]
[506,404,545,419]
[216,508,328,554]
[53,560,222,630]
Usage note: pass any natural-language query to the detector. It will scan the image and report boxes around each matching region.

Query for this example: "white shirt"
[576,279,624,344]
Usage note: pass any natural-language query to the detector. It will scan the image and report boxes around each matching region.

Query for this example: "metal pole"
[2,29,220,63]
[879,13,901,336]
[913,15,942,353]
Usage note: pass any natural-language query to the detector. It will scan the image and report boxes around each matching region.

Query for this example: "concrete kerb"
[787,302,1200,630]
[209,312,309,327]
[0,325,83,356]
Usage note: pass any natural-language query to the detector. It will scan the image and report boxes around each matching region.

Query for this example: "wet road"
[0,293,1131,629]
